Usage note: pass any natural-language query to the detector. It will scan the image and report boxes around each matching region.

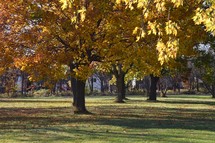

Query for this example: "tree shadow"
[0,107,99,130]
[0,99,71,103]
[0,98,215,142]
[158,100,215,106]
[96,117,215,132]
[93,104,215,133]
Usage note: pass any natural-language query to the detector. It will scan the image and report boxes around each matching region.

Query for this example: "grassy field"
[0,95,215,143]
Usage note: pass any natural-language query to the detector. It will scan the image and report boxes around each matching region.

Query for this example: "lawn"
[0,95,215,143]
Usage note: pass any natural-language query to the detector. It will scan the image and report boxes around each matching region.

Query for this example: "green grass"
[0,95,215,143]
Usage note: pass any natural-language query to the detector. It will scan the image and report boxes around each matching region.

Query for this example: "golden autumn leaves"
[193,1,215,34]
[113,0,214,65]
[0,0,214,83]
[134,20,180,65]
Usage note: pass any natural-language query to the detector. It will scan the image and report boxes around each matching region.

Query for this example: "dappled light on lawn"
[0,95,215,143]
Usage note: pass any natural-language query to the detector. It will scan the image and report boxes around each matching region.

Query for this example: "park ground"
[0,95,215,143]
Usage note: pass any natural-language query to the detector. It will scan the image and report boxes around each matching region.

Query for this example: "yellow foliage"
[193,1,215,34]
[59,0,73,9]
[171,0,183,7]
[0,0,210,83]
[165,21,179,36]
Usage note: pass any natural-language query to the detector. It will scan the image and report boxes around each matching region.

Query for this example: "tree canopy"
[1,0,215,112]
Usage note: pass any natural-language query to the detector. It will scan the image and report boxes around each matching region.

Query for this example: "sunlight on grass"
[0,95,215,143]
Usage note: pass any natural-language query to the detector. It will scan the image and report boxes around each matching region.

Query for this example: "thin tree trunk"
[212,85,215,98]
[100,79,104,94]
[196,78,199,92]
[121,74,126,100]
[21,71,25,96]
[91,77,94,94]
[160,88,168,97]
[87,79,92,94]
[52,83,56,95]
[148,74,159,101]
[59,80,62,92]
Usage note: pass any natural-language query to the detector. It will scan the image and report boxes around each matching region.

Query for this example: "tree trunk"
[115,73,126,103]
[21,71,26,96]
[203,83,215,98]
[160,88,168,97]
[212,85,215,98]
[71,77,89,114]
[148,74,159,101]
[91,77,94,94]
[144,76,151,97]
[87,79,92,94]
[70,64,89,114]
[52,83,56,95]
[121,74,126,100]
[196,78,199,92]
[59,80,62,92]
[100,79,104,94]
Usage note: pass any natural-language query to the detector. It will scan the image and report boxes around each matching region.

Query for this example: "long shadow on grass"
[95,105,215,132]
[0,100,215,134]
[7,126,204,143]
[0,107,98,130]
[125,98,215,106]
[0,99,71,103]
[97,117,215,132]
[158,100,215,106]
[1,105,215,131]
[14,117,215,143]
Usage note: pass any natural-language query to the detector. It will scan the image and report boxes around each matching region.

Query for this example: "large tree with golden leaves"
[0,0,213,113]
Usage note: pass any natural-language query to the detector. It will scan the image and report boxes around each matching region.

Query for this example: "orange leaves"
[73,65,93,80]
[0,0,210,83]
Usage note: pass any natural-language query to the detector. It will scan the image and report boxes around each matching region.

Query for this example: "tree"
[59,0,209,102]
[96,5,139,103]
[25,0,213,105]
[193,0,215,34]
[1,0,213,111]
[115,0,207,101]
[1,0,110,114]
[195,36,215,98]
